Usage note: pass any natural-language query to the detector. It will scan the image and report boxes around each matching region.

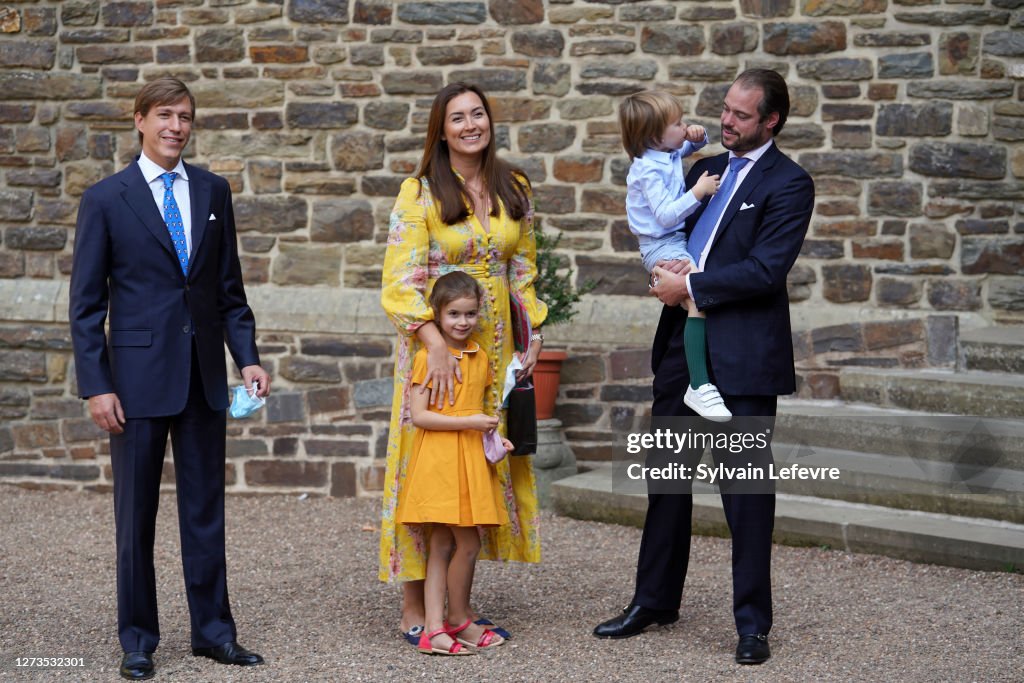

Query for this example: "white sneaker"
[684,383,732,422]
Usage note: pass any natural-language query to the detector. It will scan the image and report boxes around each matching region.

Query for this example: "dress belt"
[428,262,507,279]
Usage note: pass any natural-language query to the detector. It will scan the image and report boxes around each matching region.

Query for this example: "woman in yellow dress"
[380,82,547,646]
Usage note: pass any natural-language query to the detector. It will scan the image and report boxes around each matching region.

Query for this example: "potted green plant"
[531,228,594,419]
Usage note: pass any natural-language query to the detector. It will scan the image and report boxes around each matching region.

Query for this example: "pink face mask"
[482,428,507,464]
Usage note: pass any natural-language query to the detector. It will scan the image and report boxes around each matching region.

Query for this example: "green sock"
[684,317,710,389]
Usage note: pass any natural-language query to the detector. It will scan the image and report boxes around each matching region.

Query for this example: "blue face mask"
[229,380,265,419]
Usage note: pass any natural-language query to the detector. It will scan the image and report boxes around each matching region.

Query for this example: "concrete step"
[775,400,1024,471]
[607,401,1024,521]
[770,440,1024,523]
[551,465,1024,572]
[961,326,1024,375]
[838,368,1024,418]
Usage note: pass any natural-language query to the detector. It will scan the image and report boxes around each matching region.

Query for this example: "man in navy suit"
[593,69,815,665]
[69,77,271,680]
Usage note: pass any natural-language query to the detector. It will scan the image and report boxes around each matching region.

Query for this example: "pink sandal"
[449,618,505,649]
[418,626,473,656]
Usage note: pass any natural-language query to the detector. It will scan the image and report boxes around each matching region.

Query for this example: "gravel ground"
[1,486,1021,682]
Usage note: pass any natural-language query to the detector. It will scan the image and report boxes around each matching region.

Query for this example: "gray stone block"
[961,325,1024,374]
[396,2,485,24]
[353,378,392,409]
[289,0,350,24]
[266,392,306,423]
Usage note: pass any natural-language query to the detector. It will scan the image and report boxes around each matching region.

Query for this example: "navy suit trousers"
[634,310,777,636]
[110,342,235,652]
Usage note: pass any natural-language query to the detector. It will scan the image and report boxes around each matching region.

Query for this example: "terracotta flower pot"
[533,349,567,420]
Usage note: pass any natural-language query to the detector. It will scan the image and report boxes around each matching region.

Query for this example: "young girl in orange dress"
[395,271,512,655]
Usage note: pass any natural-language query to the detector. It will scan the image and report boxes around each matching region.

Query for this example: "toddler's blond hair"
[618,90,686,160]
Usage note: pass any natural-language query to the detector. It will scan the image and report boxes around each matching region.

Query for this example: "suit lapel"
[708,144,781,252]
[186,162,211,276]
[120,163,179,264]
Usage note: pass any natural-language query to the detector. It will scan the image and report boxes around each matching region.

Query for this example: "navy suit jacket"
[652,142,814,397]
[69,160,259,418]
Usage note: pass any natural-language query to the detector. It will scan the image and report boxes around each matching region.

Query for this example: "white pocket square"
[209,213,216,220]
[740,202,755,211]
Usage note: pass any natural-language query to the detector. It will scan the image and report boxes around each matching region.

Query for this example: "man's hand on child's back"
[655,259,694,276]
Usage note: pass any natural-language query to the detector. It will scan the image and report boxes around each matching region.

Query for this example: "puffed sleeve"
[411,348,430,386]
[381,177,434,336]
[507,175,549,329]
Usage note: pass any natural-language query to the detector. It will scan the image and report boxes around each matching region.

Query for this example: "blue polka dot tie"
[688,156,751,264]
[160,171,188,275]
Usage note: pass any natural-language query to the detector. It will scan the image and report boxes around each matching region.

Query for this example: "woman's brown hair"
[417,82,530,225]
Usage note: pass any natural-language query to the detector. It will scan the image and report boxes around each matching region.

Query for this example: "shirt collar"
[640,148,680,165]
[137,152,188,185]
[728,137,774,165]
[448,340,480,359]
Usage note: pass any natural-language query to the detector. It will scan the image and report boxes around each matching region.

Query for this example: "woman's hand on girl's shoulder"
[423,340,461,407]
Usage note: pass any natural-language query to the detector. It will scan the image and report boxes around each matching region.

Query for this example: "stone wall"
[1,0,1022,495]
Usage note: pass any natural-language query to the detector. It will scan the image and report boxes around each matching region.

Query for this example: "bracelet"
[530,332,544,343]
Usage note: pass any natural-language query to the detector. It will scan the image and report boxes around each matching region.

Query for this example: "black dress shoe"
[192,641,264,666]
[119,651,154,681]
[593,603,679,639]
[735,633,771,664]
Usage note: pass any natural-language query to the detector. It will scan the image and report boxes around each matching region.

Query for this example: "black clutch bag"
[507,292,538,456]
[507,380,537,455]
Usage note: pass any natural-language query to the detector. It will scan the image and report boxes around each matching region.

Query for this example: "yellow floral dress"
[380,175,548,582]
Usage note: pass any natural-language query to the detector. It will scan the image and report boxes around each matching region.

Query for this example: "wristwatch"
[530,332,544,343]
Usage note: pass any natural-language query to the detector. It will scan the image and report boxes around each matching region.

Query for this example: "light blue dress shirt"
[625,133,708,272]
